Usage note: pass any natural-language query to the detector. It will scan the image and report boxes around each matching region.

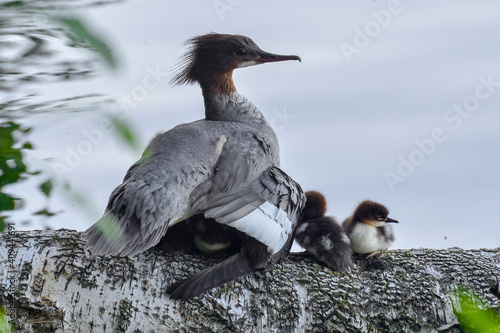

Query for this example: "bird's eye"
[236,48,246,56]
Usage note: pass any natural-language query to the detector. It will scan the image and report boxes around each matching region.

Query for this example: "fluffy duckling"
[342,200,398,258]
[294,191,353,272]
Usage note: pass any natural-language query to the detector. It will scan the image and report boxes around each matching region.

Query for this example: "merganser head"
[353,200,398,227]
[171,33,301,94]
[302,191,327,220]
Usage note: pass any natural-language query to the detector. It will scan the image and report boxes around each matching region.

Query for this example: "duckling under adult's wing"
[167,140,305,299]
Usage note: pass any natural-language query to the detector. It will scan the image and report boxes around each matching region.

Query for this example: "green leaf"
[109,116,141,151]
[94,215,126,242]
[22,142,33,149]
[452,287,500,333]
[54,16,118,69]
[0,304,15,332]
[0,193,17,212]
[0,121,55,228]
[0,122,29,187]
[139,145,153,165]
[39,180,53,197]
[33,209,57,217]
[2,1,24,8]
[0,122,17,149]
[0,155,27,188]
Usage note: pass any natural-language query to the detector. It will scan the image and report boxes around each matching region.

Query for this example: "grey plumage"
[85,119,275,257]
[168,147,304,299]
[84,33,304,299]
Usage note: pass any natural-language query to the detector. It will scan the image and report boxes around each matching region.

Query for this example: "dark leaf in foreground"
[54,16,118,69]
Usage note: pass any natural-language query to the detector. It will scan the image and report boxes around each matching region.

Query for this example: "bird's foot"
[367,250,384,259]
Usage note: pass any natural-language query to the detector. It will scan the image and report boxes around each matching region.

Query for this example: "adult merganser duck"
[84,33,304,299]
[294,191,352,272]
[341,200,398,258]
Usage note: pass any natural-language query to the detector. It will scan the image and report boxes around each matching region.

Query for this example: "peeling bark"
[1,229,499,332]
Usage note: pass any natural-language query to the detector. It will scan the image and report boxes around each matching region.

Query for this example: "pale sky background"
[7,0,500,250]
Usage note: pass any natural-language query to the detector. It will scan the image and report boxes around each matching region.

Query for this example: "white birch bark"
[1,229,499,332]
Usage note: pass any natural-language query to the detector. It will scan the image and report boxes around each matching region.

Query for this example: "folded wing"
[167,140,305,299]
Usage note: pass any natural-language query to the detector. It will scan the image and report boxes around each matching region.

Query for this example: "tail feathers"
[83,214,129,256]
[83,213,168,257]
[167,253,252,300]
[84,180,173,257]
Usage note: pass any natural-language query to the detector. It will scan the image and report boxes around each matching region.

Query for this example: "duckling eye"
[235,48,246,56]
[377,215,384,220]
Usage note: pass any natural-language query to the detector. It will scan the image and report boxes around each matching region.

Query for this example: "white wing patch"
[227,201,292,254]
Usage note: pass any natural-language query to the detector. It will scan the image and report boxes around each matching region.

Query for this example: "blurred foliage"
[94,215,125,242]
[2,1,23,8]
[108,115,141,152]
[0,304,14,333]
[39,179,53,197]
[1,5,139,232]
[0,122,56,231]
[452,287,500,333]
[49,14,144,155]
[54,16,118,70]
[0,122,31,230]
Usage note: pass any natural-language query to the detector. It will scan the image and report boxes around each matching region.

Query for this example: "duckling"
[294,191,353,272]
[152,214,242,255]
[342,200,398,258]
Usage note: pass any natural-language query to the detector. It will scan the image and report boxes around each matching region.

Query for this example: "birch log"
[1,229,499,332]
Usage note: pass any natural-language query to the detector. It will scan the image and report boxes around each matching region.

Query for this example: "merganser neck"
[200,72,236,96]
[203,91,265,124]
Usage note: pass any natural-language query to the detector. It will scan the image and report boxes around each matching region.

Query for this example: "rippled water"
[0,0,121,118]
[0,0,123,229]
